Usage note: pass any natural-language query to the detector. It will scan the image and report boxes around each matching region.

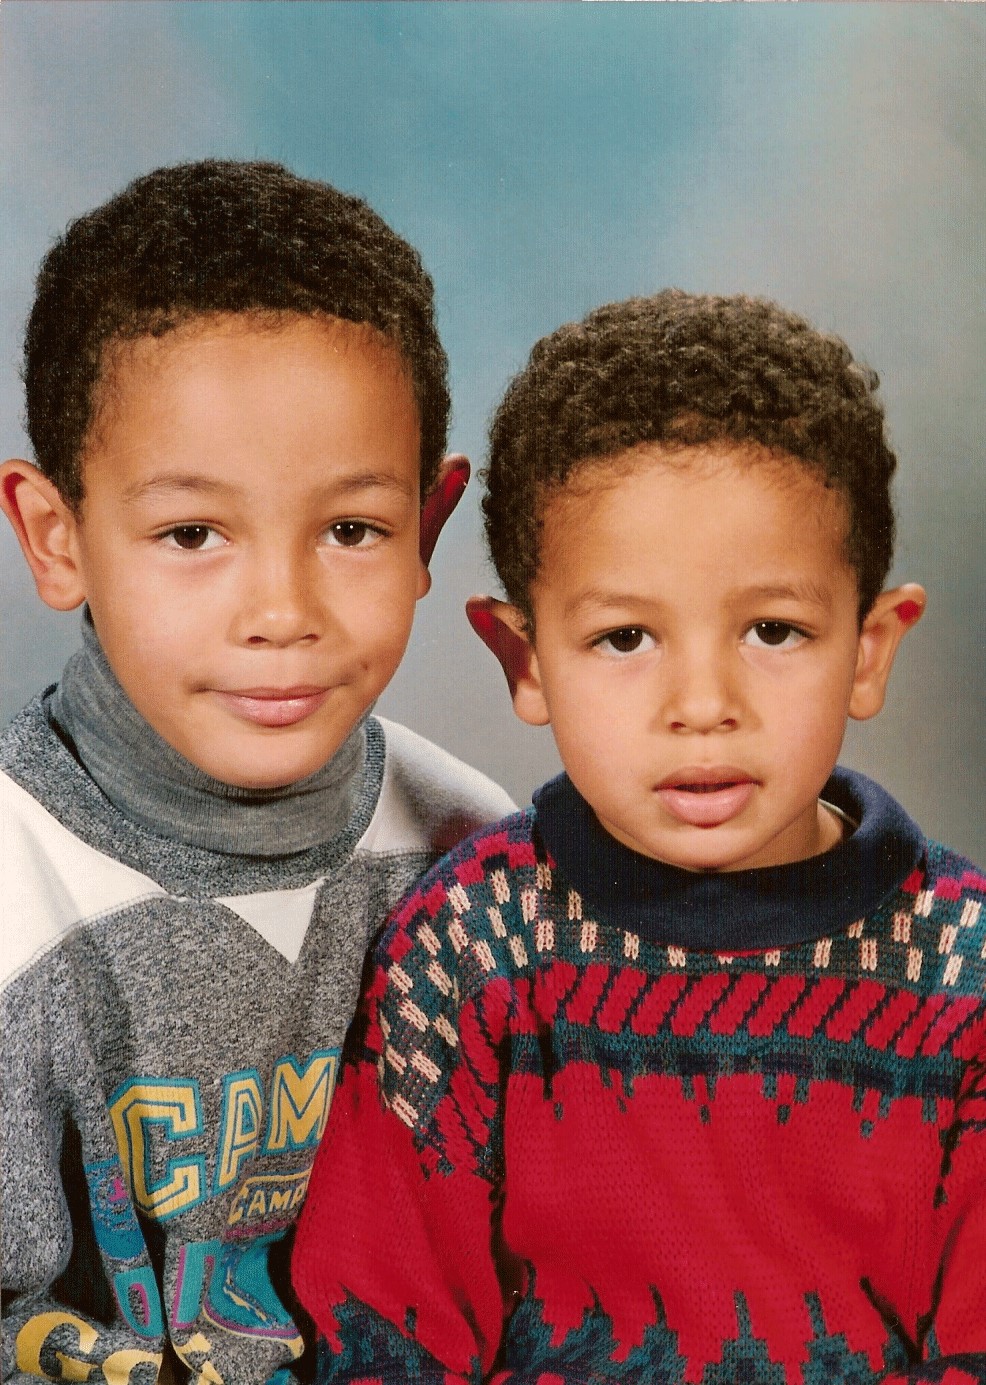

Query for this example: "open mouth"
[656,771,756,828]
[677,780,744,792]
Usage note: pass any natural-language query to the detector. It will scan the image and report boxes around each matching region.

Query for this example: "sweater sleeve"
[879,1046,986,1385]
[293,860,534,1385]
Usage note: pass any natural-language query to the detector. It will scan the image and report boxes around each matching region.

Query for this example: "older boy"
[0,160,513,1384]
[294,292,986,1384]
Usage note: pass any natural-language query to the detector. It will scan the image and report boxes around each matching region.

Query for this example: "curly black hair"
[24,159,449,507]
[484,290,897,623]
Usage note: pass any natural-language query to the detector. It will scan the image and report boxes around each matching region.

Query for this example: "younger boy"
[0,159,513,1384]
[293,291,986,1383]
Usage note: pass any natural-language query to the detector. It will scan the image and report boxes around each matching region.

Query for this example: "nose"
[662,640,740,734]
[231,546,322,648]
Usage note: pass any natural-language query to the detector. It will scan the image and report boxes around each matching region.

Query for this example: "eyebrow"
[739,581,834,609]
[122,469,417,504]
[565,580,834,620]
[564,589,644,619]
[122,474,231,503]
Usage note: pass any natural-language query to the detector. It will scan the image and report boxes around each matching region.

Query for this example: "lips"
[212,687,329,728]
[655,767,757,829]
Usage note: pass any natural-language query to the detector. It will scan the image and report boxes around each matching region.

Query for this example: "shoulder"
[363,812,543,1169]
[0,765,165,990]
[370,804,544,1000]
[355,717,516,861]
[907,840,986,936]
[0,691,57,774]
[396,804,541,911]
[0,691,96,826]
[893,840,986,1002]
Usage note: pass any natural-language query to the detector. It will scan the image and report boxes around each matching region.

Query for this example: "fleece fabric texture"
[1,635,514,1385]
[293,770,986,1385]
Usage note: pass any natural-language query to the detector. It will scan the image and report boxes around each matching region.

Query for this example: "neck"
[50,613,364,856]
[533,769,924,950]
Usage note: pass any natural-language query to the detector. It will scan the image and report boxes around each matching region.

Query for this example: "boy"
[293,292,986,1383]
[0,160,513,1384]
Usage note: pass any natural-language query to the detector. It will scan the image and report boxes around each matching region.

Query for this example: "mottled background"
[1,1,983,860]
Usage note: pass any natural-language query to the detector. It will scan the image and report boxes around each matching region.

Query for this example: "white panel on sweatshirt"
[1,770,168,986]
[2,722,513,987]
[216,880,321,964]
[358,718,515,857]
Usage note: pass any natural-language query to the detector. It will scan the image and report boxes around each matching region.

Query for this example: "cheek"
[85,554,182,638]
[545,676,627,763]
[768,686,851,774]
[107,639,180,713]
[97,601,205,704]
[350,579,420,665]
[557,663,647,728]
[763,652,857,722]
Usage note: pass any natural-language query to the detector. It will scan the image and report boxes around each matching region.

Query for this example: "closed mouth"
[212,686,330,727]
[223,686,325,699]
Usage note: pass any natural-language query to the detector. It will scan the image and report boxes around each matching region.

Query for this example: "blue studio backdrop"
[1,1,983,859]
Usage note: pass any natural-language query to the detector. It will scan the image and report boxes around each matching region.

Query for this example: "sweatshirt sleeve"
[293,860,527,1385]
[1,962,169,1384]
[1,974,77,1382]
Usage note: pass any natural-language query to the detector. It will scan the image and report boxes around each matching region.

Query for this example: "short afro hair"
[484,290,897,623]
[24,159,449,506]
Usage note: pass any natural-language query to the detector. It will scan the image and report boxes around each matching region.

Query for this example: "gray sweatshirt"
[1,623,514,1384]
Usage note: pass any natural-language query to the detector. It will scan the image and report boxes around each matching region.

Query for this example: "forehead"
[546,442,847,526]
[81,313,420,483]
[536,443,853,591]
[97,310,410,404]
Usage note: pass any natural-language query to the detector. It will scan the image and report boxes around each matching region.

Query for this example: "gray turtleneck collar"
[50,613,365,856]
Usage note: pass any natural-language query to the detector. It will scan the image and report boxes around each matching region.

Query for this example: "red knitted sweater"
[293,769,986,1385]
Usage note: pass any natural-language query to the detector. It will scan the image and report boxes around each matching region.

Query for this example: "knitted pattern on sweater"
[293,769,986,1385]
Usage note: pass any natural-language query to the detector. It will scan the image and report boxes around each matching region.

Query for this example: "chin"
[238,765,319,791]
[200,752,319,791]
[668,853,738,875]
[656,831,760,875]
[211,732,348,790]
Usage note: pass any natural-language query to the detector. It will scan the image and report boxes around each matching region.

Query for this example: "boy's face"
[485,448,918,873]
[41,316,428,788]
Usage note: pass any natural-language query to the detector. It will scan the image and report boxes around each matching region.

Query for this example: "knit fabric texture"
[1,641,514,1385]
[293,769,986,1385]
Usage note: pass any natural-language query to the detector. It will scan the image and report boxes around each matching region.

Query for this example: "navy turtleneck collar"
[533,768,925,951]
[49,612,365,856]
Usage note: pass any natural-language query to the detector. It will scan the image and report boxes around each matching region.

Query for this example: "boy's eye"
[326,521,382,548]
[596,627,655,657]
[162,525,223,551]
[743,621,807,650]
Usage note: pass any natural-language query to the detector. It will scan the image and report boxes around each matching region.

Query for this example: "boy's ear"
[418,454,470,592]
[848,583,926,721]
[0,459,87,611]
[466,595,550,726]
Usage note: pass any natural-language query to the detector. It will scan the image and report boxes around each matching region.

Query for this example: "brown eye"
[607,627,646,653]
[328,522,383,548]
[597,627,655,657]
[744,622,806,650]
[167,526,215,550]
